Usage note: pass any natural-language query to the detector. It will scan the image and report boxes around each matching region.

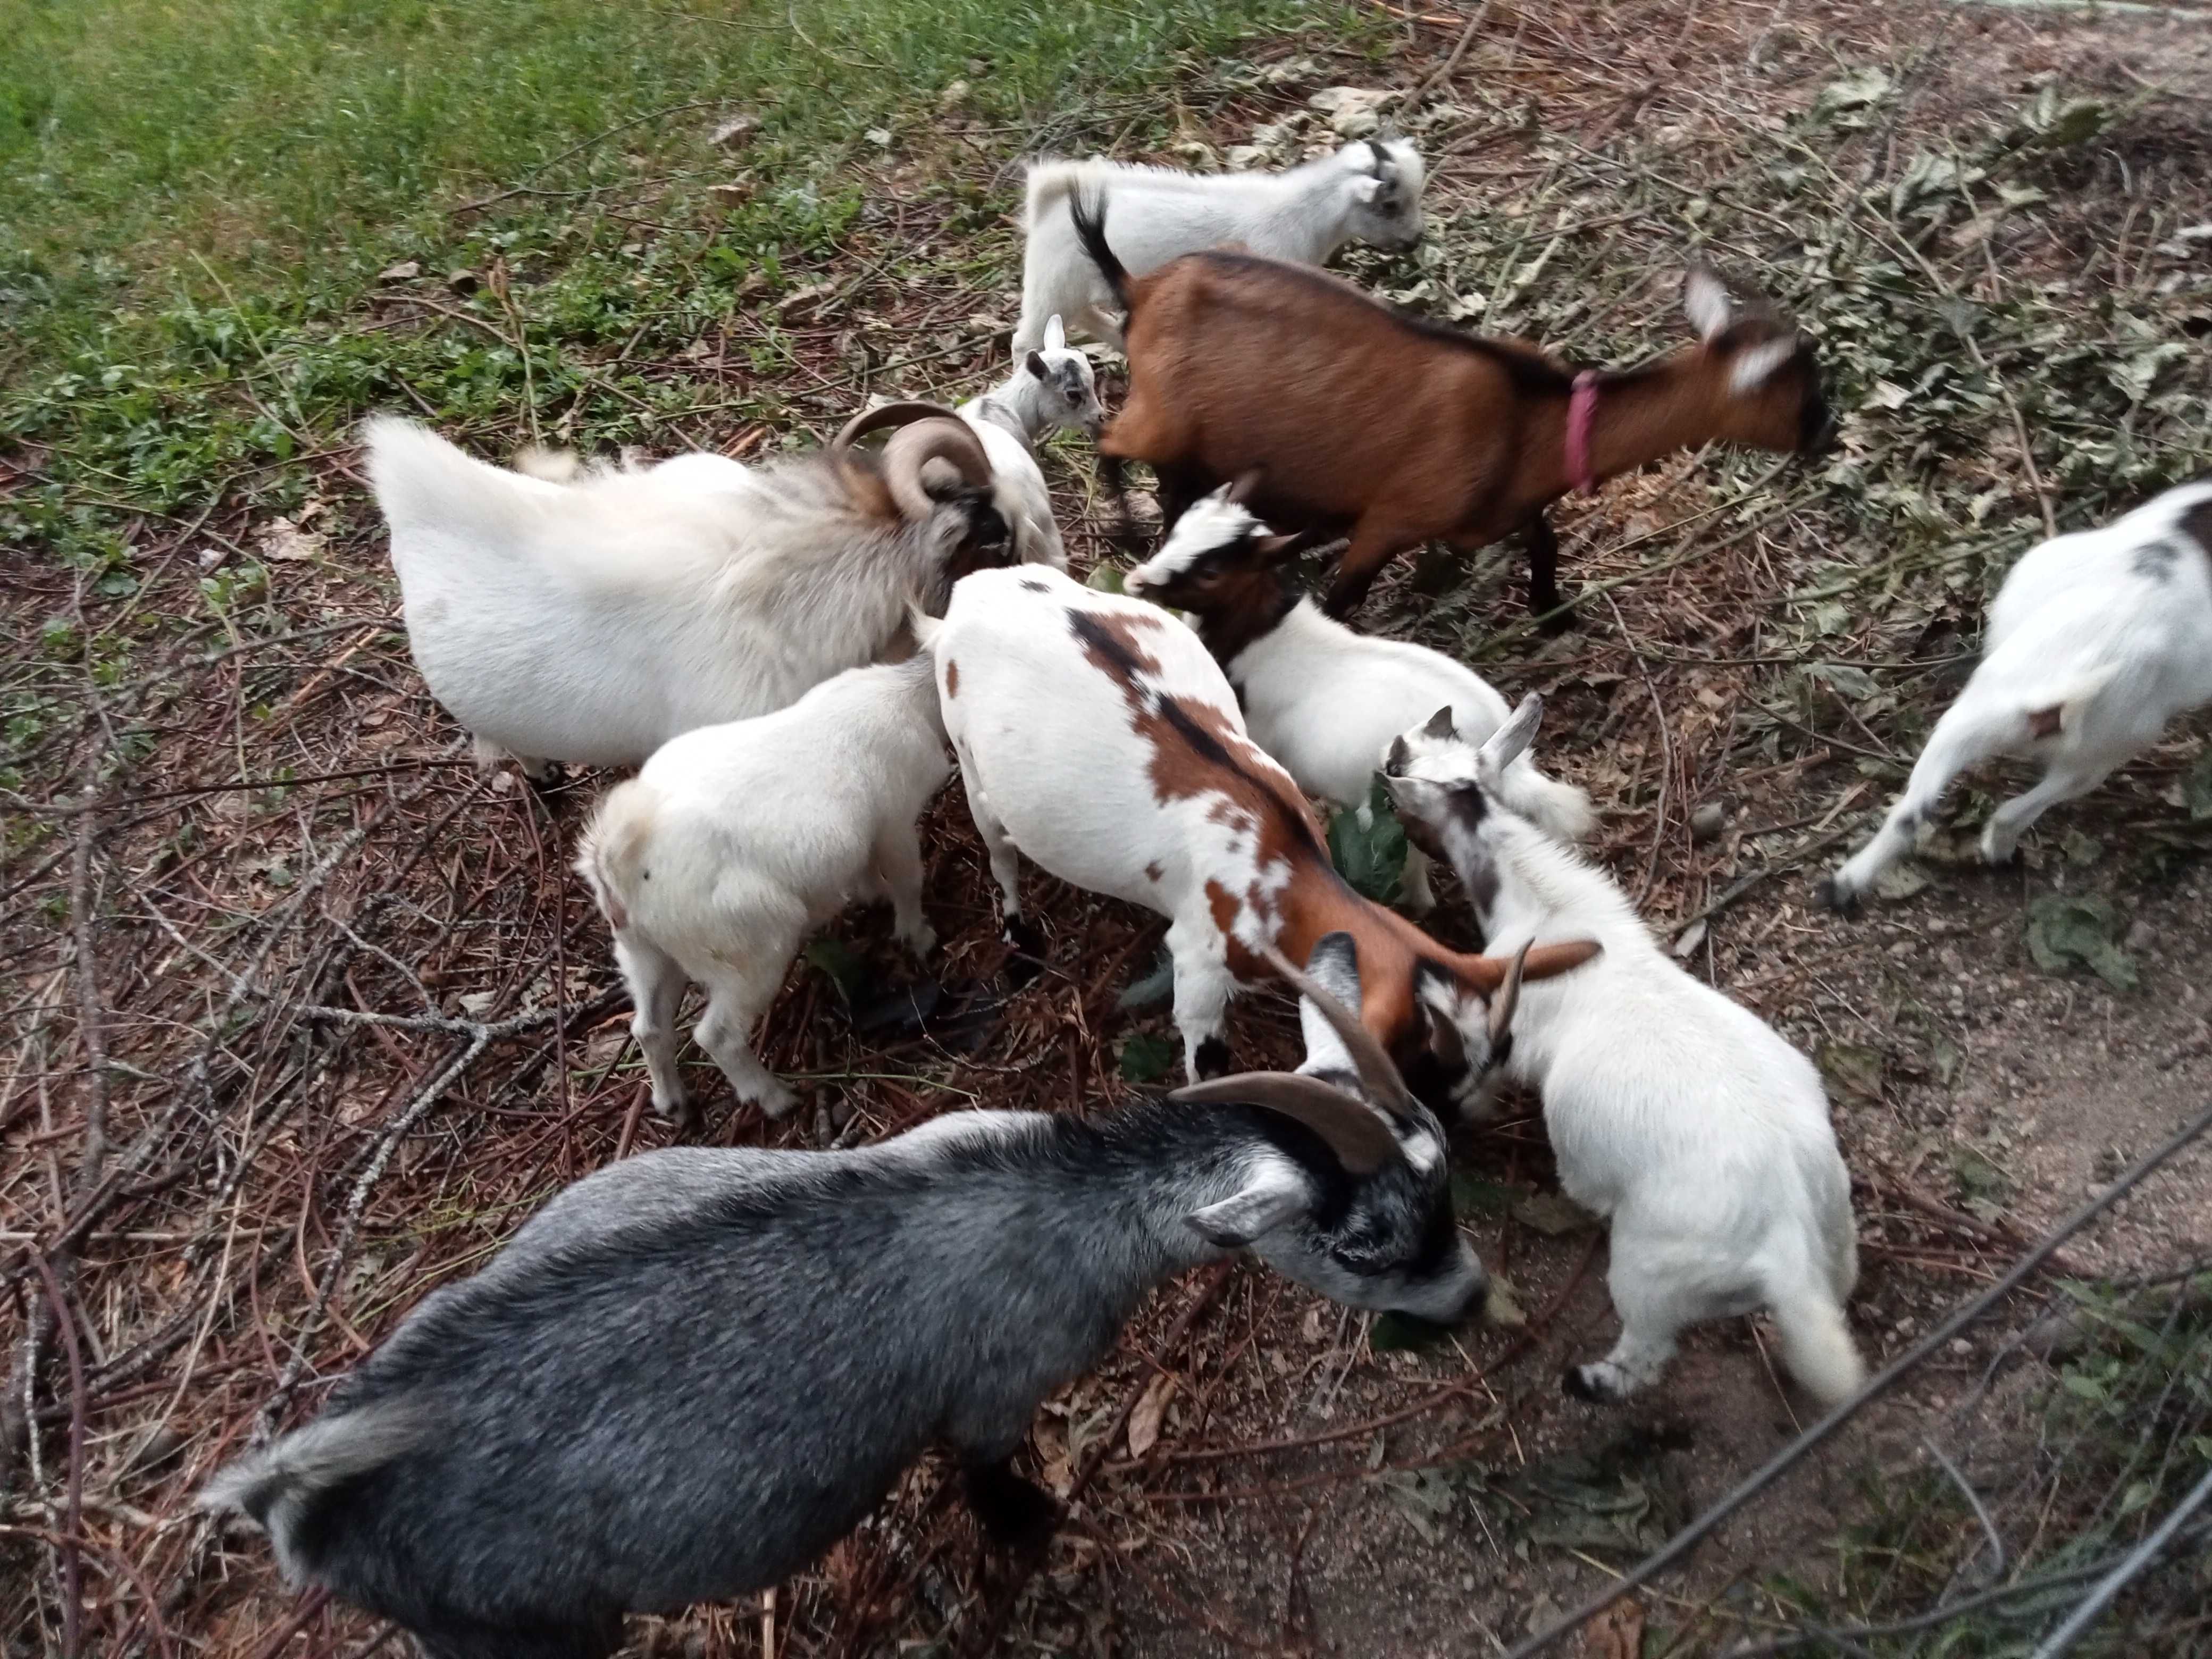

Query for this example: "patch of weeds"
[2024,893,2136,991]
[1327,778,1409,906]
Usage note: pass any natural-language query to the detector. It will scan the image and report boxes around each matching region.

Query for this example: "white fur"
[573,657,951,1121]
[1824,481,2212,910]
[1012,139,1428,351]
[922,565,1299,1078]
[1125,487,1596,913]
[366,415,995,777]
[1386,699,1864,1406]
[952,315,1104,571]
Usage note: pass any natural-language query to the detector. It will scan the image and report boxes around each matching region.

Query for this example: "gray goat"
[200,932,1504,1659]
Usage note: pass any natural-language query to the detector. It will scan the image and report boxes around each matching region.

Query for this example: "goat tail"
[199,1401,431,1568]
[1066,189,1132,320]
[574,778,659,935]
[361,414,553,546]
[1496,758,1599,843]
[1770,1281,1866,1409]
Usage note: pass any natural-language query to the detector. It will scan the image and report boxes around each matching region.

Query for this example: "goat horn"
[1171,1071,1397,1174]
[1486,940,1532,1050]
[830,399,968,457]
[1454,937,1603,992]
[881,417,993,523]
[1257,941,1420,1124]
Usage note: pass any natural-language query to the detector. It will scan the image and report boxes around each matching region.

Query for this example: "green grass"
[0,0,1354,565]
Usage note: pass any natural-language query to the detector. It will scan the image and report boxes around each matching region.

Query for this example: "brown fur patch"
[1145,861,1163,883]
[2027,704,2064,739]
[944,659,959,699]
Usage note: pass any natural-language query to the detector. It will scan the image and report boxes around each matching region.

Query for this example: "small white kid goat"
[1823,480,2212,911]
[1013,138,1427,353]
[1123,479,1596,911]
[574,656,951,1124]
[1384,696,1865,1406]
[953,314,1105,569]
[367,405,1009,779]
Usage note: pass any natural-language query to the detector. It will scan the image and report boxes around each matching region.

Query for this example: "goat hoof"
[1562,1363,1622,1403]
[964,1464,1062,1547]
[1193,1035,1234,1080]
[1815,874,1860,917]
[523,760,569,793]
[1002,916,1048,988]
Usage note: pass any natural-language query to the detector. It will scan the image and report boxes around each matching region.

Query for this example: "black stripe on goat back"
[1183,250,1575,396]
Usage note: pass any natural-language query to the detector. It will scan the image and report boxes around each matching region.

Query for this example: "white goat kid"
[367,407,1004,780]
[1122,480,1596,912]
[1384,696,1865,1407]
[575,656,951,1124]
[1013,139,1427,353]
[954,314,1106,570]
[1823,481,2212,911]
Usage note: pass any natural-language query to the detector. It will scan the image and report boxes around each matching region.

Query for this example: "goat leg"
[1097,451,1150,554]
[961,1456,1063,1548]
[1524,512,1577,634]
[1320,518,1420,619]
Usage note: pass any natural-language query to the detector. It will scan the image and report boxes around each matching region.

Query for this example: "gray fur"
[201,940,1482,1659]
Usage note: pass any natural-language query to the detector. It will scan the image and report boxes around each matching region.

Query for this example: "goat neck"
[1438,805,1648,962]
[1515,354,1730,502]
[1043,1094,1342,1278]
[1189,568,1305,671]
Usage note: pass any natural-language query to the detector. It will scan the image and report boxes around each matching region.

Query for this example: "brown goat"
[1069,192,1836,626]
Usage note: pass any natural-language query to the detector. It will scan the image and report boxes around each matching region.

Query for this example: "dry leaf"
[1578,1596,1644,1659]
[254,515,326,563]
[1126,1372,1176,1459]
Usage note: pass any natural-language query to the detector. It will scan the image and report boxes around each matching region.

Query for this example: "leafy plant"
[1327,778,1408,906]
[1117,1033,1176,1084]
[2025,894,2138,991]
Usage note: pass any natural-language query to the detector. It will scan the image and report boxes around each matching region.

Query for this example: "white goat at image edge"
[1823,479,2212,911]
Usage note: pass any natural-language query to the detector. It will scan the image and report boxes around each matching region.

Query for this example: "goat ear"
[1044,313,1067,351]
[1728,337,1797,395]
[1025,349,1050,381]
[1228,467,1266,507]
[1422,705,1457,741]
[1419,990,1468,1073]
[1351,175,1384,205]
[1683,264,1732,342]
[1254,533,1305,563]
[1476,693,1543,783]
[1385,734,1412,774]
[1185,1162,1312,1248]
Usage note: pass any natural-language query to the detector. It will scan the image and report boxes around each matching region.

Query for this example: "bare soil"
[5,1,2211,1656]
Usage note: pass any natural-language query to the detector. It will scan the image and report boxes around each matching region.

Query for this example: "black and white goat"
[954,314,1105,570]
[1123,478,1596,910]
[202,937,1486,1659]
[1822,480,2212,911]
[1383,697,1865,1406]
[367,404,1010,780]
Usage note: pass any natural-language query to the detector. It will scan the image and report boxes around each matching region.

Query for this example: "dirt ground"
[5,0,2212,1656]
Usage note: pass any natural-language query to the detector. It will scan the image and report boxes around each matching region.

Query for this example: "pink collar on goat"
[1566,371,1601,496]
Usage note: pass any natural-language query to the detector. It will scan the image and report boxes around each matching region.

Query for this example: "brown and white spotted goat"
[916,564,1601,1110]
[1069,191,1836,626]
